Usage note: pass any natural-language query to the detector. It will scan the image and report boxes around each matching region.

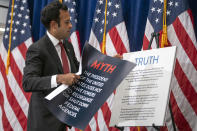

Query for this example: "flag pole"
[101,0,108,54]
[161,2,177,130]
[161,0,168,48]
[6,0,15,75]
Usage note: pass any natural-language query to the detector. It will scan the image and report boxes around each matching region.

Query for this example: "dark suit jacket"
[23,35,79,131]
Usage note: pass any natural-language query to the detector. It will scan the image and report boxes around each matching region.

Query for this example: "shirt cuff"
[51,75,57,88]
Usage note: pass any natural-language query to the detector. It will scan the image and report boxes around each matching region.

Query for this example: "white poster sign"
[110,46,176,127]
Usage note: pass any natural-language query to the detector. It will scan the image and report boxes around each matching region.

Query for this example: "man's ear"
[50,21,58,32]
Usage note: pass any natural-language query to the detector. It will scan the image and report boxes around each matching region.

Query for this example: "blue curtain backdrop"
[28,0,197,52]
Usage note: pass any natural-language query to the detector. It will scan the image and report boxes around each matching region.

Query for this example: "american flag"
[143,0,197,130]
[0,0,33,130]
[64,0,81,62]
[87,0,131,131]
[89,0,129,56]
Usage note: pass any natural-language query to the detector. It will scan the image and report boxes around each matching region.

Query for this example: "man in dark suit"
[22,1,80,131]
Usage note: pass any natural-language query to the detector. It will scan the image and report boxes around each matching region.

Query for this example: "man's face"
[56,10,72,40]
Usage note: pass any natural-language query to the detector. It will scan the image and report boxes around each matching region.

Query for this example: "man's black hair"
[41,1,68,30]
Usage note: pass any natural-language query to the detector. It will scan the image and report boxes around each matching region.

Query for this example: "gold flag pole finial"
[6,0,15,75]
[59,0,62,3]
[161,0,168,48]
[101,0,108,54]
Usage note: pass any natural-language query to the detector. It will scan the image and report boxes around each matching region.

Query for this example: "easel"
[114,32,176,131]
[115,125,124,131]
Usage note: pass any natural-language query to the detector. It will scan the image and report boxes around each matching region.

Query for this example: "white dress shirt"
[46,31,70,88]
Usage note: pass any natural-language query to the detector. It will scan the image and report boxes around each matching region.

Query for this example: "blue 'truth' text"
[135,55,159,66]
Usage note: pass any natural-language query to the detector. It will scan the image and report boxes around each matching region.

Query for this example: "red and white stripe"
[143,10,197,131]
[70,31,81,62]
[0,37,33,131]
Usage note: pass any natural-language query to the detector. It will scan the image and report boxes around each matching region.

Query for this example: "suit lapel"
[63,41,71,62]
[44,35,64,73]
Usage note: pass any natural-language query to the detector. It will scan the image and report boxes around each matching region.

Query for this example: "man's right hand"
[56,73,80,86]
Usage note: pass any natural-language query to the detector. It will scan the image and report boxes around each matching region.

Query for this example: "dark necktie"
[59,42,69,73]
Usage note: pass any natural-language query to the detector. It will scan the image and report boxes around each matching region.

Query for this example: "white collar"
[47,31,62,46]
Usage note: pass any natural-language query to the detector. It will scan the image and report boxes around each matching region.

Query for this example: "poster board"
[110,46,176,127]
